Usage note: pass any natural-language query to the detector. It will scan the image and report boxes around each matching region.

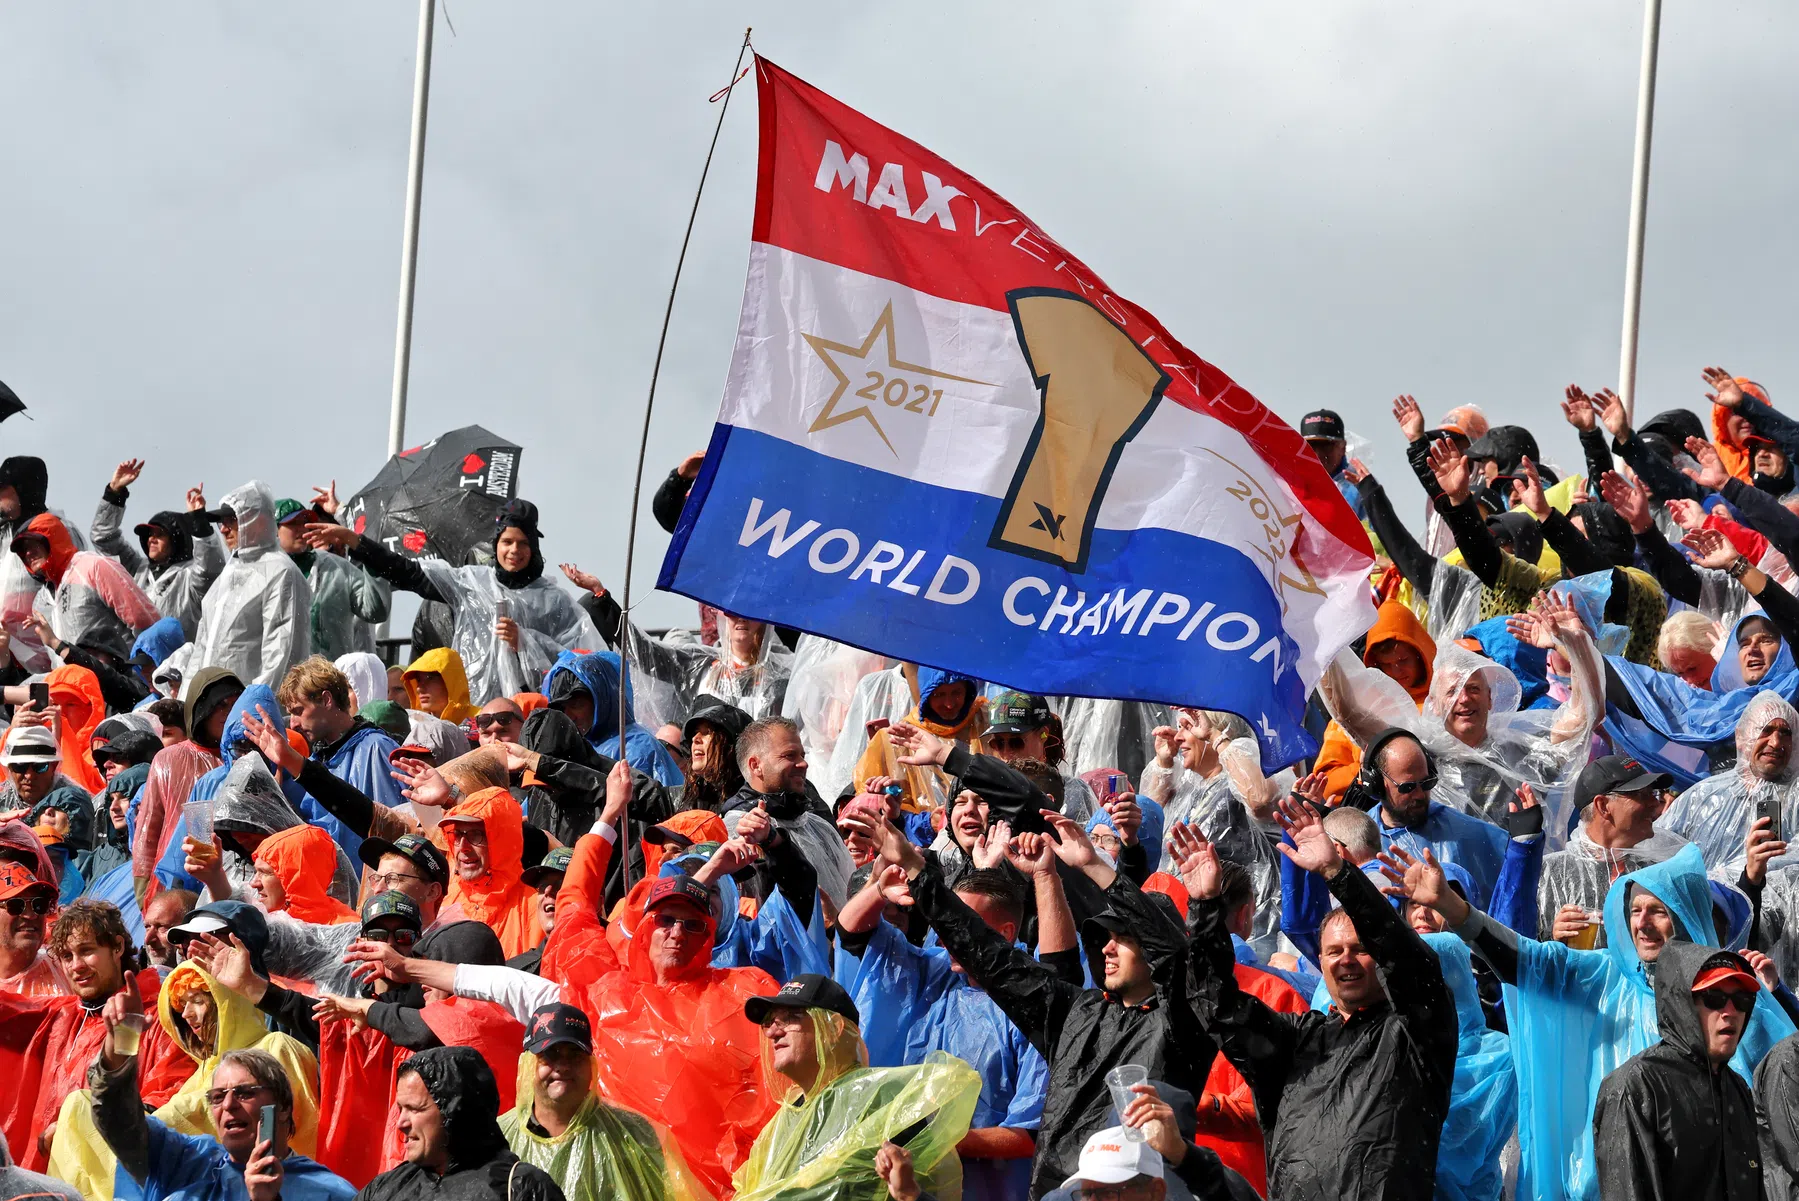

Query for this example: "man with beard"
[1658,691,1798,876]
[724,717,852,909]
[141,888,198,973]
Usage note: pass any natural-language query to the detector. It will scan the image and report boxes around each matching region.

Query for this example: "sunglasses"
[1697,989,1756,1014]
[1386,775,1438,797]
[650,911,708,935]
[9,762,53,775]
[361,928,419,949]
[2,895,52,916]
[474,713,521,731]
[204,1083,270,1107]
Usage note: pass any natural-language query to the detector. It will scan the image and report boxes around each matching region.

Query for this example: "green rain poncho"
[499,1053,707,1201]
[732,1009,981,1201]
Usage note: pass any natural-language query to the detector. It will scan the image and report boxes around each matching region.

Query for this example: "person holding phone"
[85,1025,353,1201]
[1658,691,1798,877]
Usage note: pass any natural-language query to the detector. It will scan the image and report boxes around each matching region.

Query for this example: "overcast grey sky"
[2,3,1795,629]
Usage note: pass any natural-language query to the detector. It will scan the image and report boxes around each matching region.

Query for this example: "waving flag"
[660,57,1375,767]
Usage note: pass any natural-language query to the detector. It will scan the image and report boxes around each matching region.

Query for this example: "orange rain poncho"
[47,663,107,793]
[314,997,525,1189]
[404,646,478,723]
[1714,380,1774,485]
[854,666,988,812]
[542,827,778,1198]
[255,825,358,925]
[1312,599,1438,800]
[441,787,543,958]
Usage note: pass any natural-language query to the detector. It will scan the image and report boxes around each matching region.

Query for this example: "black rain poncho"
[1185,860,1458,1201]
[1593,942,1764,1201]
[1754,1031,1799,1199]
[354,1046,565,1201]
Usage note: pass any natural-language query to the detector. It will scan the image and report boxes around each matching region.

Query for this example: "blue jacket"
[121,1117,354,1201]
[835,920,1048,1201]
[313,720,403,845]
[541,650,682,786]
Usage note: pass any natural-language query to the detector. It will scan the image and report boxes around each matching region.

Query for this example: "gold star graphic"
[803,302,997,456]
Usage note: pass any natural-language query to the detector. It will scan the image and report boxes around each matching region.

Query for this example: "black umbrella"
[0,380,28,424]
[342,425,523,564]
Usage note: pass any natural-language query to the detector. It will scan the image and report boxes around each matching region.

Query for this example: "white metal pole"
[1617,0,1662,426]
[388,0,436,457]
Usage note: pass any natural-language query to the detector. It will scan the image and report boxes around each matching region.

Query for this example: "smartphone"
[865,717,891,737]
[1757,798,1783,843]
[28,682,49,711]
[890,1113,932,1147]
[258,1103,276,1149]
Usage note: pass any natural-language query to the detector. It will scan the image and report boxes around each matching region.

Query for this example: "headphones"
[1355,727,1438,801]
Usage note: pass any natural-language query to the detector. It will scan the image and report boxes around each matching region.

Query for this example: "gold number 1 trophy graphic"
[990,289,1170,572]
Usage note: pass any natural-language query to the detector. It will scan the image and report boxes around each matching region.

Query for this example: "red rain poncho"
[131,741,222,890]
[254,825,358,926]
[541,828,777,1198]
[441,787,542,958]
[0,968,188,1171]
[312,997,525,1188]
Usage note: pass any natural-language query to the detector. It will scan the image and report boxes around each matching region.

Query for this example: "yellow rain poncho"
[732,1009,980,1201]
[500,1053,710,1201]
[48,962,322,1200]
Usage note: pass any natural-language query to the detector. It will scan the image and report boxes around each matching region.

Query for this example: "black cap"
[1300,410,1345,442]
[1464,425,1541,474]
[1574,754,1673,813]
[523,1002,593,1055]
[520,845,574,889]
[357,832,450,889]
[361,889,424,933]
[744,973,861,1027]
[642,824,697,849]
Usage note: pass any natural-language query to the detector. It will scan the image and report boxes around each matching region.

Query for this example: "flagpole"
[616,28,753,889]
[1617,0,1661,426]
[388,0,436,458]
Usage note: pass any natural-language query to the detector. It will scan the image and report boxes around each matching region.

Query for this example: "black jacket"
[1594,942,1764,1201]
[911,855,1213,1198]
[1186,860,1457,1201]
[1756,1033,1799,1200]
[354,1046,564,1200]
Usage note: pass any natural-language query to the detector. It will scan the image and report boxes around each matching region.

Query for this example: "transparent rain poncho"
[1534,826,1690,944]
[1150,761,1284,958]
[212,753,360,907]
[1753,864,1799,990]
[1425,561,1486,646]
[416,555,602,704]
[1320,621,1603,835]
[819,664,919,806]
[500,1052,709,1201]
[1047,696,1174,787]
[189,481,312,689]
[622,612,795,729]
[781,635,890,768]
[1657,690,1799,876]
[733,1009,981,1201]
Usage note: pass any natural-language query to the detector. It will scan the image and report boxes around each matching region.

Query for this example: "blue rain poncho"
[1608,612,1799,753]
[1368,800,1509,910]
[833,920,1048,1201]
[542,649,683,785]
[312,719,404,833]
[1504,842,1796,1200]
[1305,933,1514,1201]
[1086,796,1167,872]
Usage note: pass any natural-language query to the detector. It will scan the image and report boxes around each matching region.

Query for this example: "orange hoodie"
[1313,600,1438,800]
[16,513,75,588]
[255,825,357,925]
[1715,380,1773,485]
[47,664,106,793]
[441,787,542,957]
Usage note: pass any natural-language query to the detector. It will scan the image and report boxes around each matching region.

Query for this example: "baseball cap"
[361,889,424,933]
[986,690,1051,735]
[743,973,861,1027]
[643,874,719,920]
[274,499,309,526]
[1464,425,1540,473]
[1429,404,1488,447]
[1573,755,1672,813]
[1300,409,1345,442]
[357,832,450,889]
[1745,433,1780,452]
[1,725,60,765]
[641,824,697,849]
[0,861,54,903]
[387,743,435,764]
[1692,951,1762,995]
[521,845,574,889]
[1058,1125,1164,1190]
[523,1002,593,1055]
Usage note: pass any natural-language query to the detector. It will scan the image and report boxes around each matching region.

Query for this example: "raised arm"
[304,525,446,604]
[1351,465,1439,596]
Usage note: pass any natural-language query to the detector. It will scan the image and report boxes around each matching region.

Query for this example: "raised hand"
[1151,725,1179,770]
[1004,830,1056,878]
[1375,842,1469,925]
[1743,948,1782,992]
[1040,809,1098,870]
[1510,455,1550,519]
[343,939,413,986]
[390,757,452,808]
[1121,1082,1187,1166]
[239,707,303,776]
[1682,437,1731,490]
[186,485,207,513]
[872,863,915,909]
[837,809,925,876]
[601,760,632,829]
[1595,389,1630,440]
[1561,386,1598,432]
[312,993,373,1029]
[303,523,358,551]
[559,563,605,595]
[697,837,761,883]
[310,481,340,517]
[109,458,146,493]
[1167,821,1222,901]
[1392,394,1426,442]
[1341,458,1372,485]
[1665,497,1706,532]
[1681,527,1742,572]
[1426,437,1472,506]
[888,722,951,767]
[1103,794,1143,846]
[1273,794,1343,877]
[1703,366,1745,410]
[1550,904,1594,945]
[1598,471,1649,534]
[190,931,266,1002]
[971,819,1012,870]
[676,450,708,481]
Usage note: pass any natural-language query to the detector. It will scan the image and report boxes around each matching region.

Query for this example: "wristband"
[1727,556,1751,580]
